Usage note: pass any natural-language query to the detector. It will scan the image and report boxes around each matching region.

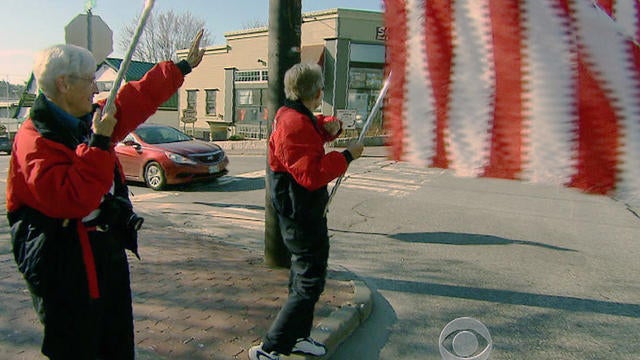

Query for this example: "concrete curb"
[330,135,387,147]
[281,268,373,360]
[217,140,267,155]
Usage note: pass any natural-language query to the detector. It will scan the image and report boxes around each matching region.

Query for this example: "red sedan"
[115,124,229,190]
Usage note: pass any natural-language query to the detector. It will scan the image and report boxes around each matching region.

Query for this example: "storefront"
[178,8,384,140]
[347,43,385,131]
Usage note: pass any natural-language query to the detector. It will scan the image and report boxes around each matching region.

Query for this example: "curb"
[330,135,387,147]
[216,140,267,155]
[281,268,373,360]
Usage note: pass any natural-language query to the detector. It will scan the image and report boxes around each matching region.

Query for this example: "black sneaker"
[248,344,280,360]
[291,337,327,356]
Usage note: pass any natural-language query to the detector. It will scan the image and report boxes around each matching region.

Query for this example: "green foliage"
[228,134,246,141]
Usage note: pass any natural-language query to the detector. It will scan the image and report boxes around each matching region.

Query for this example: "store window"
[237,89,255,105]
[347,67,384,129]
[205,89,218,115]
[234,69,269,138]
[235,88,269,124]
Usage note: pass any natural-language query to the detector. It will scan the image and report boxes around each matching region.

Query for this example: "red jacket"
[7,61,187,300]
[7,60,185,217]
[269,102,347,192]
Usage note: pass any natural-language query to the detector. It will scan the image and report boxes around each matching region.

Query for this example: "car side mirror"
[123,140,141,150]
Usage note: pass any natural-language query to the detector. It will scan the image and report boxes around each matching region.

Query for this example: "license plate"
[208,165,219,173]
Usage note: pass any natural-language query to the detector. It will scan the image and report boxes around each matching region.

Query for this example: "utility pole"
[264,0,302,268]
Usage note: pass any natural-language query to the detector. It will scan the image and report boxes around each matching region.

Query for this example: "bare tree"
[242,18,268,30]
[119,10,212,63]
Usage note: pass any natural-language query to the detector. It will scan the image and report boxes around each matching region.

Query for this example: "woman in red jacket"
[7,32,204,359]
[249,63,364,360]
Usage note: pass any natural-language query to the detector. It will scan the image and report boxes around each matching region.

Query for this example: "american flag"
[383,0,640,208]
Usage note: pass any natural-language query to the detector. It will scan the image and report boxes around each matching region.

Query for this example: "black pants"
[31,231,134,360]
[262,214,329,355]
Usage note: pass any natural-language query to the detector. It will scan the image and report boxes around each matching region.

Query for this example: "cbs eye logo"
[439,317,492,360]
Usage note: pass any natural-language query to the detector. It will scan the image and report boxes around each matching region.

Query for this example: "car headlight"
[165,152,197,165]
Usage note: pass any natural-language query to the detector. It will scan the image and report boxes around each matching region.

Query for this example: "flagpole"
[324,72,392,216]
[104,0,155,114]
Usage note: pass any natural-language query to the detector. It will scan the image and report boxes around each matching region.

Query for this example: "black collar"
[30,93,93,150]
[283,99,319,130]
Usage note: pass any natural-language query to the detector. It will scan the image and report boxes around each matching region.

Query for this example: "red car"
[115,124,229,190]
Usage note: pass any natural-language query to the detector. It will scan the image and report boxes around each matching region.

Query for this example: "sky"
[1,0,384,85]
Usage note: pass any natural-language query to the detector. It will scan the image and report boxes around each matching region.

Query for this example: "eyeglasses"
[69,75,97,84]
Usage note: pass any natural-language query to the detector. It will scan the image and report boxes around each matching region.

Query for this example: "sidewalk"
[0,216,372,359]
[215,136,389,156]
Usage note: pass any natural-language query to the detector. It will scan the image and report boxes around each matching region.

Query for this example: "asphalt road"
[1,148,639,359]
[325,156,640,360]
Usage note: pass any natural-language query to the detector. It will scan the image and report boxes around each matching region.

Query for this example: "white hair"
[33,44,96,97]
[284,62,323,101]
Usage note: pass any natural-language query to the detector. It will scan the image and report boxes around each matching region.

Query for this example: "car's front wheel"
[144,161,166,190]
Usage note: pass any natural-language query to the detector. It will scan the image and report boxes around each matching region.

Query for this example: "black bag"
[87,193,142,259]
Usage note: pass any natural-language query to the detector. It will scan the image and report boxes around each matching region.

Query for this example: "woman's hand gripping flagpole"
[103,0,155,115]
[324,72,392,217]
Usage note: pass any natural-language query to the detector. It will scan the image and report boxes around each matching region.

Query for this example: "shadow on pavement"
[191,202,265,211]
[175,176,265,193]
[390,232,577,252]
[330,229,576,252]
[371,276,640,318]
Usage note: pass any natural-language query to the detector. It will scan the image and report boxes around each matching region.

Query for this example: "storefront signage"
[337,109,358,130]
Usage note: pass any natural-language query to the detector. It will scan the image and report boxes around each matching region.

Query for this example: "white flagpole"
[103,0,155,114]
[324,72,392,216]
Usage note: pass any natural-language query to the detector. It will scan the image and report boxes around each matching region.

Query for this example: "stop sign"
[65,13,113,64]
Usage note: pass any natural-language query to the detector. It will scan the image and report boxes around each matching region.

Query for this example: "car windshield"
[135,126,192,144]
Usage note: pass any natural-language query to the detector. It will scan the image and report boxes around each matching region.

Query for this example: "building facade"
[177,8,385,140]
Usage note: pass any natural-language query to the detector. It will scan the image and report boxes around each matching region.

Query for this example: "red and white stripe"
[384,0,640,207]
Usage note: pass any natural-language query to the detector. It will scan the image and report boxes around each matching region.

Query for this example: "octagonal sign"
[65,13,113,64]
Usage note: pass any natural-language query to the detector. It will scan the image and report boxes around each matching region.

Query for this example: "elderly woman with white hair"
[7,31,204,359]
[249,62,364,360]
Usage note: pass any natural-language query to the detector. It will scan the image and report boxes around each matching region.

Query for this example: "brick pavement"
[0,220,363,360]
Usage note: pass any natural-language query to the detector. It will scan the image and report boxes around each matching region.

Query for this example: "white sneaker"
[291,337,327,356]
[248,344,280,360]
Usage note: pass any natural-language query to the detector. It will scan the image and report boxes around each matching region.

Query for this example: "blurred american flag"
[383,0,640,207]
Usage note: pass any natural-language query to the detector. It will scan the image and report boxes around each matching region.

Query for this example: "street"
[325,159,640,360]
[1,148,639,359]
